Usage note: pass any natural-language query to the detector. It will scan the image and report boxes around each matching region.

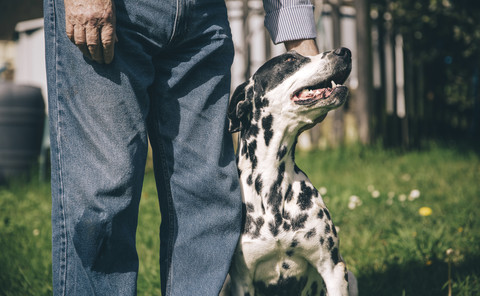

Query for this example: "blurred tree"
[371,0,480,144]
[355,0,373,144]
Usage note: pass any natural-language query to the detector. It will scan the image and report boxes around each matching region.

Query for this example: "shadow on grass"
[357,254,480,295]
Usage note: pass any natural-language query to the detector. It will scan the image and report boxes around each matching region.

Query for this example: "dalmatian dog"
[223,47,357,296]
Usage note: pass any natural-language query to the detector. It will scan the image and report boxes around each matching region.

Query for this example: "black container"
[0,82,45,184]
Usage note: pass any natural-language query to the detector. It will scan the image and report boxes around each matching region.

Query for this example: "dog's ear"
[228,81,252,133]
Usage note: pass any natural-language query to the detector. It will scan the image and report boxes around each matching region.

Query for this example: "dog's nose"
[334,47,351,58]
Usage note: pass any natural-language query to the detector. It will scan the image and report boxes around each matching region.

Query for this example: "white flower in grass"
[402,174,411,181]
[408,189,421,201]
[386,192,395,205]
[348,195,362,210]
[398,194,407,202]
[33,229,40,236]
[371,190,380,198]
[319,186,328,196]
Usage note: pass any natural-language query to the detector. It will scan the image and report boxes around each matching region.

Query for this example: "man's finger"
[86,25,103,63]
[73,25,91,59]
[66,20,75,42]
[101,24,116,64]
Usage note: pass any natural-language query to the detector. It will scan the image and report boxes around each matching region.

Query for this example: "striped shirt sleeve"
[263,0,317,44]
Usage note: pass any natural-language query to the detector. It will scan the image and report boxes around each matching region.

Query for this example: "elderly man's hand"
[64,0,117,64]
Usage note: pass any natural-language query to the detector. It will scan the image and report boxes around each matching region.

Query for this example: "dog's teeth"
[331,81,337,88]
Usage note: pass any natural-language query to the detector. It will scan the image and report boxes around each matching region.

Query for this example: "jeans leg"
[147,1,242,295]
[44,0,156,294]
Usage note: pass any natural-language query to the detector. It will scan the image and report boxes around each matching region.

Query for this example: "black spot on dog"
[320,237,325,246]
[254,108,262,122]
[243,214,253,234]
[250,217,265,238]
[247,174,253,186]
[290,239,299,248]
[286,249,294,257]
[267,190,282,214]
[305,228,317,239]
[328,237,334,250]
[325,224,331,234]
[267,162,285,212]
[282,262,290,270]
[282,210,292,230]
[332,224,338,237]
[246,140,258,169]
[245,123,259,139]
[294,164,301,174]
[285,184,293,202]
[262,114,274,146]
[246,202,255,212]
[344,271,349,283]
[291,214,308,231]
[269,213,283,237]
[254,93,269,109]
[277,145,288,160]
[251,157,258,170]
[269,222,280,237]
[331,247,340,265]
[277,162,285,178]
[317,209,324,219]
[254,276,308,296]
[297,181,313,210]
[253,94,269,122]
[241,140,248,156]
[324,208,331,220]
[254,175,263,195]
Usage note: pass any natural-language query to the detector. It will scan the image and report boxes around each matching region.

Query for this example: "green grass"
[1,144,479,295]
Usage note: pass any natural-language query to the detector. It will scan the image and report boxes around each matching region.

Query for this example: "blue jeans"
[44,0,242,294]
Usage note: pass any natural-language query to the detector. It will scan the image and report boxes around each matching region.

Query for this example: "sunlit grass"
[1,143,479,295]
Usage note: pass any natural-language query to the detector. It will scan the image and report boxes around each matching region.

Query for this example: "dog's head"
[228,47,352,134]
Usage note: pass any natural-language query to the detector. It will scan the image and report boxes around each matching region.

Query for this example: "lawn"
[1,144,479,295]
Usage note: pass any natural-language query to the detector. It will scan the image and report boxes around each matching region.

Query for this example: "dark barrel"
[0,82,45,184]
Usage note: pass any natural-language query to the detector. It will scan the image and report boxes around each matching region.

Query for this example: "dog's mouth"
[292,80,346,106]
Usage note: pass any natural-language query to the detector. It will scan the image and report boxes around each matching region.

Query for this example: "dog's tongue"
[293,87,334,101]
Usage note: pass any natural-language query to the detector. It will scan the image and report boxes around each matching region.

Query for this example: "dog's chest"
[239,169,337,265]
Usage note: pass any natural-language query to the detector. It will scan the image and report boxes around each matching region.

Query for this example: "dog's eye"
[286,57,296,62]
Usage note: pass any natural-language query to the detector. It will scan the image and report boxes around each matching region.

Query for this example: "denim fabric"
[44,0,242,295]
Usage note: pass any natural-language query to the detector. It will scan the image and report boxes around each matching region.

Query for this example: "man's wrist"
[284,39,319,56]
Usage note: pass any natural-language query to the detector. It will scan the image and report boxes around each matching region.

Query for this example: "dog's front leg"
[310,255,349,296]
[228,254,257,296]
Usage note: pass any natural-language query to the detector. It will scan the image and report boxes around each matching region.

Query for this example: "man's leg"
[44,0,156,294]
[147,0,242,295]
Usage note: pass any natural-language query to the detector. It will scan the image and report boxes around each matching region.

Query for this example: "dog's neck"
[237,116,308,213]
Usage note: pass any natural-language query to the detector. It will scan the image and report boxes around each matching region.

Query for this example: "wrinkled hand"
[284,39,319,57]
[64,0,117,64]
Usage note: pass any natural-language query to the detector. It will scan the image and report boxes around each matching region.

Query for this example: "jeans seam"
[149,115,176,296]
[157,139,175,296]
[49,0,68,294]
[168,0,181,45]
